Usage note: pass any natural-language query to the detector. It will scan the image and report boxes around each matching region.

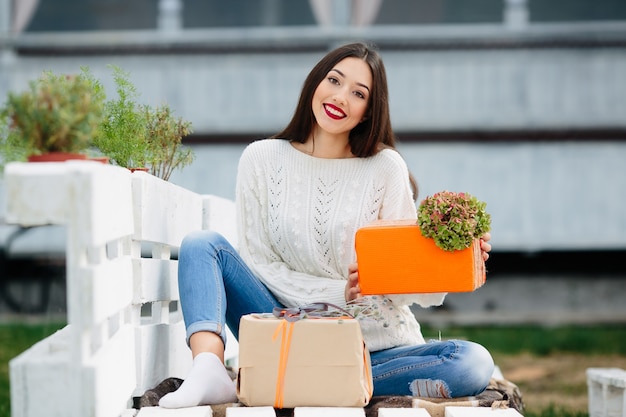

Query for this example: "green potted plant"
[143,104,195,181]
[94,66,195,180]
[0,68,105,167]
[92,65,149,171]
[417,190,491,251]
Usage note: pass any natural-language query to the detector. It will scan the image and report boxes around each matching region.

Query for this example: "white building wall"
[166,141,626,252]
[1,24,626,252]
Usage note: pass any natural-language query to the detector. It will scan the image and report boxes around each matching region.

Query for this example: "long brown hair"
[273,41,418,198]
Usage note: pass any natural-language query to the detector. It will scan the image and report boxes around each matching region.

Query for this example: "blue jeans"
[177,230,494,398]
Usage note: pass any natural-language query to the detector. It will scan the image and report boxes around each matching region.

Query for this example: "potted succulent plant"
[355,190,492,295]
[417,190,491,252]
[0,68,105,168]
[93,66,195,180]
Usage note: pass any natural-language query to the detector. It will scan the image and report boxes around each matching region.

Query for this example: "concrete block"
[294,407,365,417]
[378,408,432,416]
[445,406,523,417]
[136,406,212,416]
[587,367,626,417]
[225,406,276,416]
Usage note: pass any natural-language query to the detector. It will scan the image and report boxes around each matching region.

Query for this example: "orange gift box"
[355,219,485,294]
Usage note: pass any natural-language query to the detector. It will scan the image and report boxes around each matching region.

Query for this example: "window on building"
[183,0,315,28]
[27,0,158,31]
[528,0,626,23]
[23,0,626,32]
[25,0,315,31]
[376,0,503,25]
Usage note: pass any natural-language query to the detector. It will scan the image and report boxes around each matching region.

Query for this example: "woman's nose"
[333,89,347,105]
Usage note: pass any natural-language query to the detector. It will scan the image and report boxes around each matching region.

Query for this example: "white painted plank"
[203,195,238,248]
[5,162,73,226]
[225,406,276,417]
[134,258,179,304]
[294,407,365,417]
[71,162,134,246]
[134,321,192,396]
[378,408,432,416]
[9,326,78,417]
[587,367,626,387]
[132,173,204,245]
[5,161,134,243]
[83,258,133,325]
[89,324,137,417]
[167,318,194,379]
[137,406,213,416]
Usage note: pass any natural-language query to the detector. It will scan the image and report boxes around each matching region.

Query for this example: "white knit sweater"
[235,139,446,351]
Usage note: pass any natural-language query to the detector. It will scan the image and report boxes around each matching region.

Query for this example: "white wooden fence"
[6,161,238,417]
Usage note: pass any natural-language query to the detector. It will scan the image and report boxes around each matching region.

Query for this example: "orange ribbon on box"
[269,303,370,408]
[237,306,374,408]
[272,319,295,409]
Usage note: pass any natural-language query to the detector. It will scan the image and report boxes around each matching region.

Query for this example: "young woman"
[159,41,494,409]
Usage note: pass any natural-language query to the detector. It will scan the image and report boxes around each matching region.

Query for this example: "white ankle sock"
[159,352,237,408]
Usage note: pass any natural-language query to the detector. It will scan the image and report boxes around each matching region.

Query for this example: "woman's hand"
[345,263,361,302]
[480,232,492,262]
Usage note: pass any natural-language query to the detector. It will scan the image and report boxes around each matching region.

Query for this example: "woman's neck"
[297,130,355,159]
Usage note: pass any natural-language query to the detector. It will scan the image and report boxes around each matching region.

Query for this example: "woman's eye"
[328,76,339,85]
[354,91,365,99]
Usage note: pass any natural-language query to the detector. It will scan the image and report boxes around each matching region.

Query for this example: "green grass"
[0,321,66,417]
[422,324,626,356]
[2,323,625,417]
[524,405,588,417]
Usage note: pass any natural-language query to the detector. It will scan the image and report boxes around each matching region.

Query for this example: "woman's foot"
[159,352,237,408]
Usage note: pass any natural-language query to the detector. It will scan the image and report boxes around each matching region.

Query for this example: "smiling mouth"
[324,103,346,120]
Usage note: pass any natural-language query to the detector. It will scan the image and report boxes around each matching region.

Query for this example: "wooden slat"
[9,326,76,417]
[82,258,134,326]
[134,320,192,396]
[134,258,179,304]
[5,162,72,226]
[132,172,203,246]
[137,406,213,416]
[203,195,238,247]
[88,325,137,417]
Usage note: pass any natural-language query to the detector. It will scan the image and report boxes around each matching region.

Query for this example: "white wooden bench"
[6,161,238,417]
[6,161,524,417]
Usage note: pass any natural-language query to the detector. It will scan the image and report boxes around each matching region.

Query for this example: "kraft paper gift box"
[355,219,485,294]
[236,313,373,408]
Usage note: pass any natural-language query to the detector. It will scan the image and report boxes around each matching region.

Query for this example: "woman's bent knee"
[181,230,225,247]
[180,230,230,257]
[461,341,495,395]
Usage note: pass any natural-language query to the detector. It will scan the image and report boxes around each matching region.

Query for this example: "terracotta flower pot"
[88,156,110,164]
[27,152,88,163]
[355,219,486,294]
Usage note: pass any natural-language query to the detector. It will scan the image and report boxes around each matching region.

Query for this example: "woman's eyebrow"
[330,68,371,93]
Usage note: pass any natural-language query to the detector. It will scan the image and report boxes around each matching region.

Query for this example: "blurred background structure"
[0,0,625,324]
